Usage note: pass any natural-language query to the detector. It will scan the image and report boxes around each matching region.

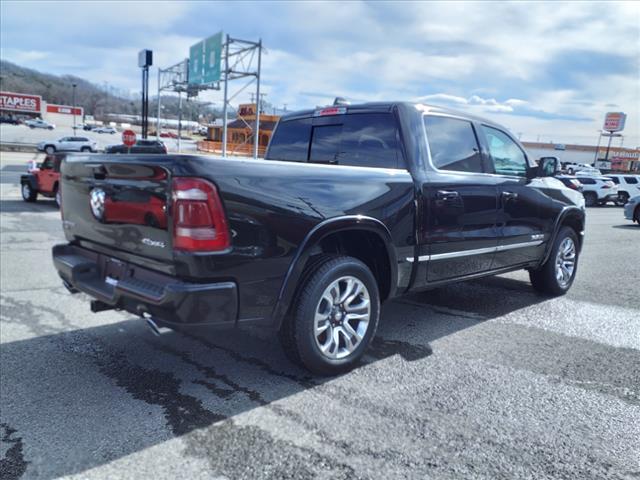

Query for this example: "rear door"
[478,125,549,267]
[422,115,500,282]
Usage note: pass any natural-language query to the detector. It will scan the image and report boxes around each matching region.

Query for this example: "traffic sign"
[603,112,626,132]
[189,31,222,85]
[189,41,204,85]
[122,129,137,147]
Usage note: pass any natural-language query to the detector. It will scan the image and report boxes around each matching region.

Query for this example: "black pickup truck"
[52,102,585,374]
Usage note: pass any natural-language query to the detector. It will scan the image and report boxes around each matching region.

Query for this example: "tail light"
[172,177,230,252]
[602,184,610,189]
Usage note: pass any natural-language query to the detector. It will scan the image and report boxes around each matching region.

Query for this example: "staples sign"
[603,112,626,132]
[0,91,42,113]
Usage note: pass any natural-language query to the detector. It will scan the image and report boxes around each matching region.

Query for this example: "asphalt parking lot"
[1,151,639,479]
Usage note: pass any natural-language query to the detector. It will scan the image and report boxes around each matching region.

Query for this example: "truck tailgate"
[61,155,174,262]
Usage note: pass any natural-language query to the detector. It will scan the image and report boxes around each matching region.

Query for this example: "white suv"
[605,174,640,205]
[562,162,600,175]
[37,136,98,154]
[577,176,619,207]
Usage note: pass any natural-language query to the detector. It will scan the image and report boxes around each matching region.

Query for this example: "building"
[522,141,639,173]
[198,103,279,157]
[1,90,83,127]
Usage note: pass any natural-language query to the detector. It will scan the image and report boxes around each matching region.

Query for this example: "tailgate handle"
[91,164,107,179]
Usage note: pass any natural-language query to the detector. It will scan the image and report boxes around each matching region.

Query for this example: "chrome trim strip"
[405,240,543,263]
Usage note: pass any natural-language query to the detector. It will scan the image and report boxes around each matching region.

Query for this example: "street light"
[72,83,77,134]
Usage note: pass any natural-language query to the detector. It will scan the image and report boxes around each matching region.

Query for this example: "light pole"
[72,83,77,134]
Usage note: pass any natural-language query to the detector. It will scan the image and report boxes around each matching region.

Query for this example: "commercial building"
[522,141,639,173]
[0,91,83,127]
[198,103,279,157]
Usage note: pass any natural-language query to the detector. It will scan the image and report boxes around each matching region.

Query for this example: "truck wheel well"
[313,230,392,301]
[560,214,583,249]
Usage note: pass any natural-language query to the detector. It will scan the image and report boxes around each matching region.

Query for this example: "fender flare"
[539,206,585,266]
[20,174,38,191]
[271,215,398,329]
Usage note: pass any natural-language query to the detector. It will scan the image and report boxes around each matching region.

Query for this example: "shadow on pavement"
[0,274,547,479]
[0,199,57,213]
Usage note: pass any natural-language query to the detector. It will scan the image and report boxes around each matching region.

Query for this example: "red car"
[21,154,64,207]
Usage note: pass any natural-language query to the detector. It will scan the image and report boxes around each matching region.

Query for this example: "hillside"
[0,60,221,122]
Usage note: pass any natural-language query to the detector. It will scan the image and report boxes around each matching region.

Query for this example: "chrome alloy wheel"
[555,237,576,288]
[314,276,371,359]
[22,183,31,199]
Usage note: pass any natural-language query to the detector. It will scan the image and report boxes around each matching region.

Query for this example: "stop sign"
[122,129,137,147]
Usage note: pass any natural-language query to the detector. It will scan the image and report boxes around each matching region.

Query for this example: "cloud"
[1,0,638,145]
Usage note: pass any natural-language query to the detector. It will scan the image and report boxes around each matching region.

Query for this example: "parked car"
[159,131,178,139]
[0,115,21,125]
[555,175,583,192]
[83,124,97,131]
[52,102,586,375]
[25,118,55,130]
[623,194,640,224]
[21,153,64,207]
[94,126,117,134]
[104,139,167,154]
[577,175,619,206]
[605,174,640,205]
[562,162,600,175]
[37,136,98,154]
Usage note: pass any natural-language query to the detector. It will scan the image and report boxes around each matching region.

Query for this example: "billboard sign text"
[603,112,626,132]
[0,91,42,113]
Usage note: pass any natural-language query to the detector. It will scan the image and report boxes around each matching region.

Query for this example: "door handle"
[501,191,518,202]
[436,190,460,201]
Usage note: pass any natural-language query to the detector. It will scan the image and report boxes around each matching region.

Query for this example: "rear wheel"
[584,191,597,207]
[279,255,380,375]
[634,206,640,224]
[529,226,579,296]
[54,186,61,208]
[80,146,91,152]
[616,192,629,206]
[45,145,55,154]
[21,182,37,202]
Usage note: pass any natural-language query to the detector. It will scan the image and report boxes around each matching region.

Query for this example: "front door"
[478,125,549,267]
[421,115,500,283]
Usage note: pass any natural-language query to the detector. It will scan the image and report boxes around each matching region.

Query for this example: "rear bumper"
[52,244,238,328]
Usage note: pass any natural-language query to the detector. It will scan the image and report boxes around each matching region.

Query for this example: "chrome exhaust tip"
[144,314,170,336]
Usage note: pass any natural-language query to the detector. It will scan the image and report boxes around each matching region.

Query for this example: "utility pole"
[252,39,262,159]
[72,83,77,134]
[593,131,603,165]
[222,34,230,157]
[177,91,183,153]
[156,69,161,139]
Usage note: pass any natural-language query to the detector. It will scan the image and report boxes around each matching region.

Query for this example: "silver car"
[25,118,55,130]
[624,194,640,224]
[37,136,98,154]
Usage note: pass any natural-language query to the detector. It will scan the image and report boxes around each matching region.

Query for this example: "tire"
[584,192,597,207]
[80,147,91,152]
[616,193,629,206]
[567,168,574,175]
[529,226,579,296]
[21,182,37,202]
[634,206,640,225]
[48,126,54,130]
[45,145,55,154]
[279,255,380,375]
[54,185,61,208]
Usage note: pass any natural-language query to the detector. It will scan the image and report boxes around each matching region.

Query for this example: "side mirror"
[537,156,559,177]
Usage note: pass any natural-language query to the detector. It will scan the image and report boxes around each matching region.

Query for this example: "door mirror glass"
[538,157,559,177]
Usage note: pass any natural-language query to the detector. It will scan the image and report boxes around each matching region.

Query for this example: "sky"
[1,0,639,146]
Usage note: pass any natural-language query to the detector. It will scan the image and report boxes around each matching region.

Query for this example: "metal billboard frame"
[155,34,262,158]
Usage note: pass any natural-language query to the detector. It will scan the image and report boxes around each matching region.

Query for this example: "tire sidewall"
[45,146,55,154]
[296,258,380,373]
[21,182,32,201]
[584,192,596,207]
[550,227,579,293]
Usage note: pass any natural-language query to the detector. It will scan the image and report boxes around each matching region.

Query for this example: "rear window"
[624,176,638,184]
[579,178,596,185]
[267,113,404,169]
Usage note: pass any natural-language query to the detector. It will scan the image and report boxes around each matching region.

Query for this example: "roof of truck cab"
[278,101,503,128]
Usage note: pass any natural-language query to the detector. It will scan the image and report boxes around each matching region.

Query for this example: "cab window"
[481,126,528,177]
[424,116,483,173]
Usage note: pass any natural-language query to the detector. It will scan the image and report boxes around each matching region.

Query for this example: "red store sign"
[0,91,42,113]
[46,104,83,116]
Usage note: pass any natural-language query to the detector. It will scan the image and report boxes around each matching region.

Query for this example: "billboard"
[189,31,222,84]
[603,112,626,132]
[0,91,42,114]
